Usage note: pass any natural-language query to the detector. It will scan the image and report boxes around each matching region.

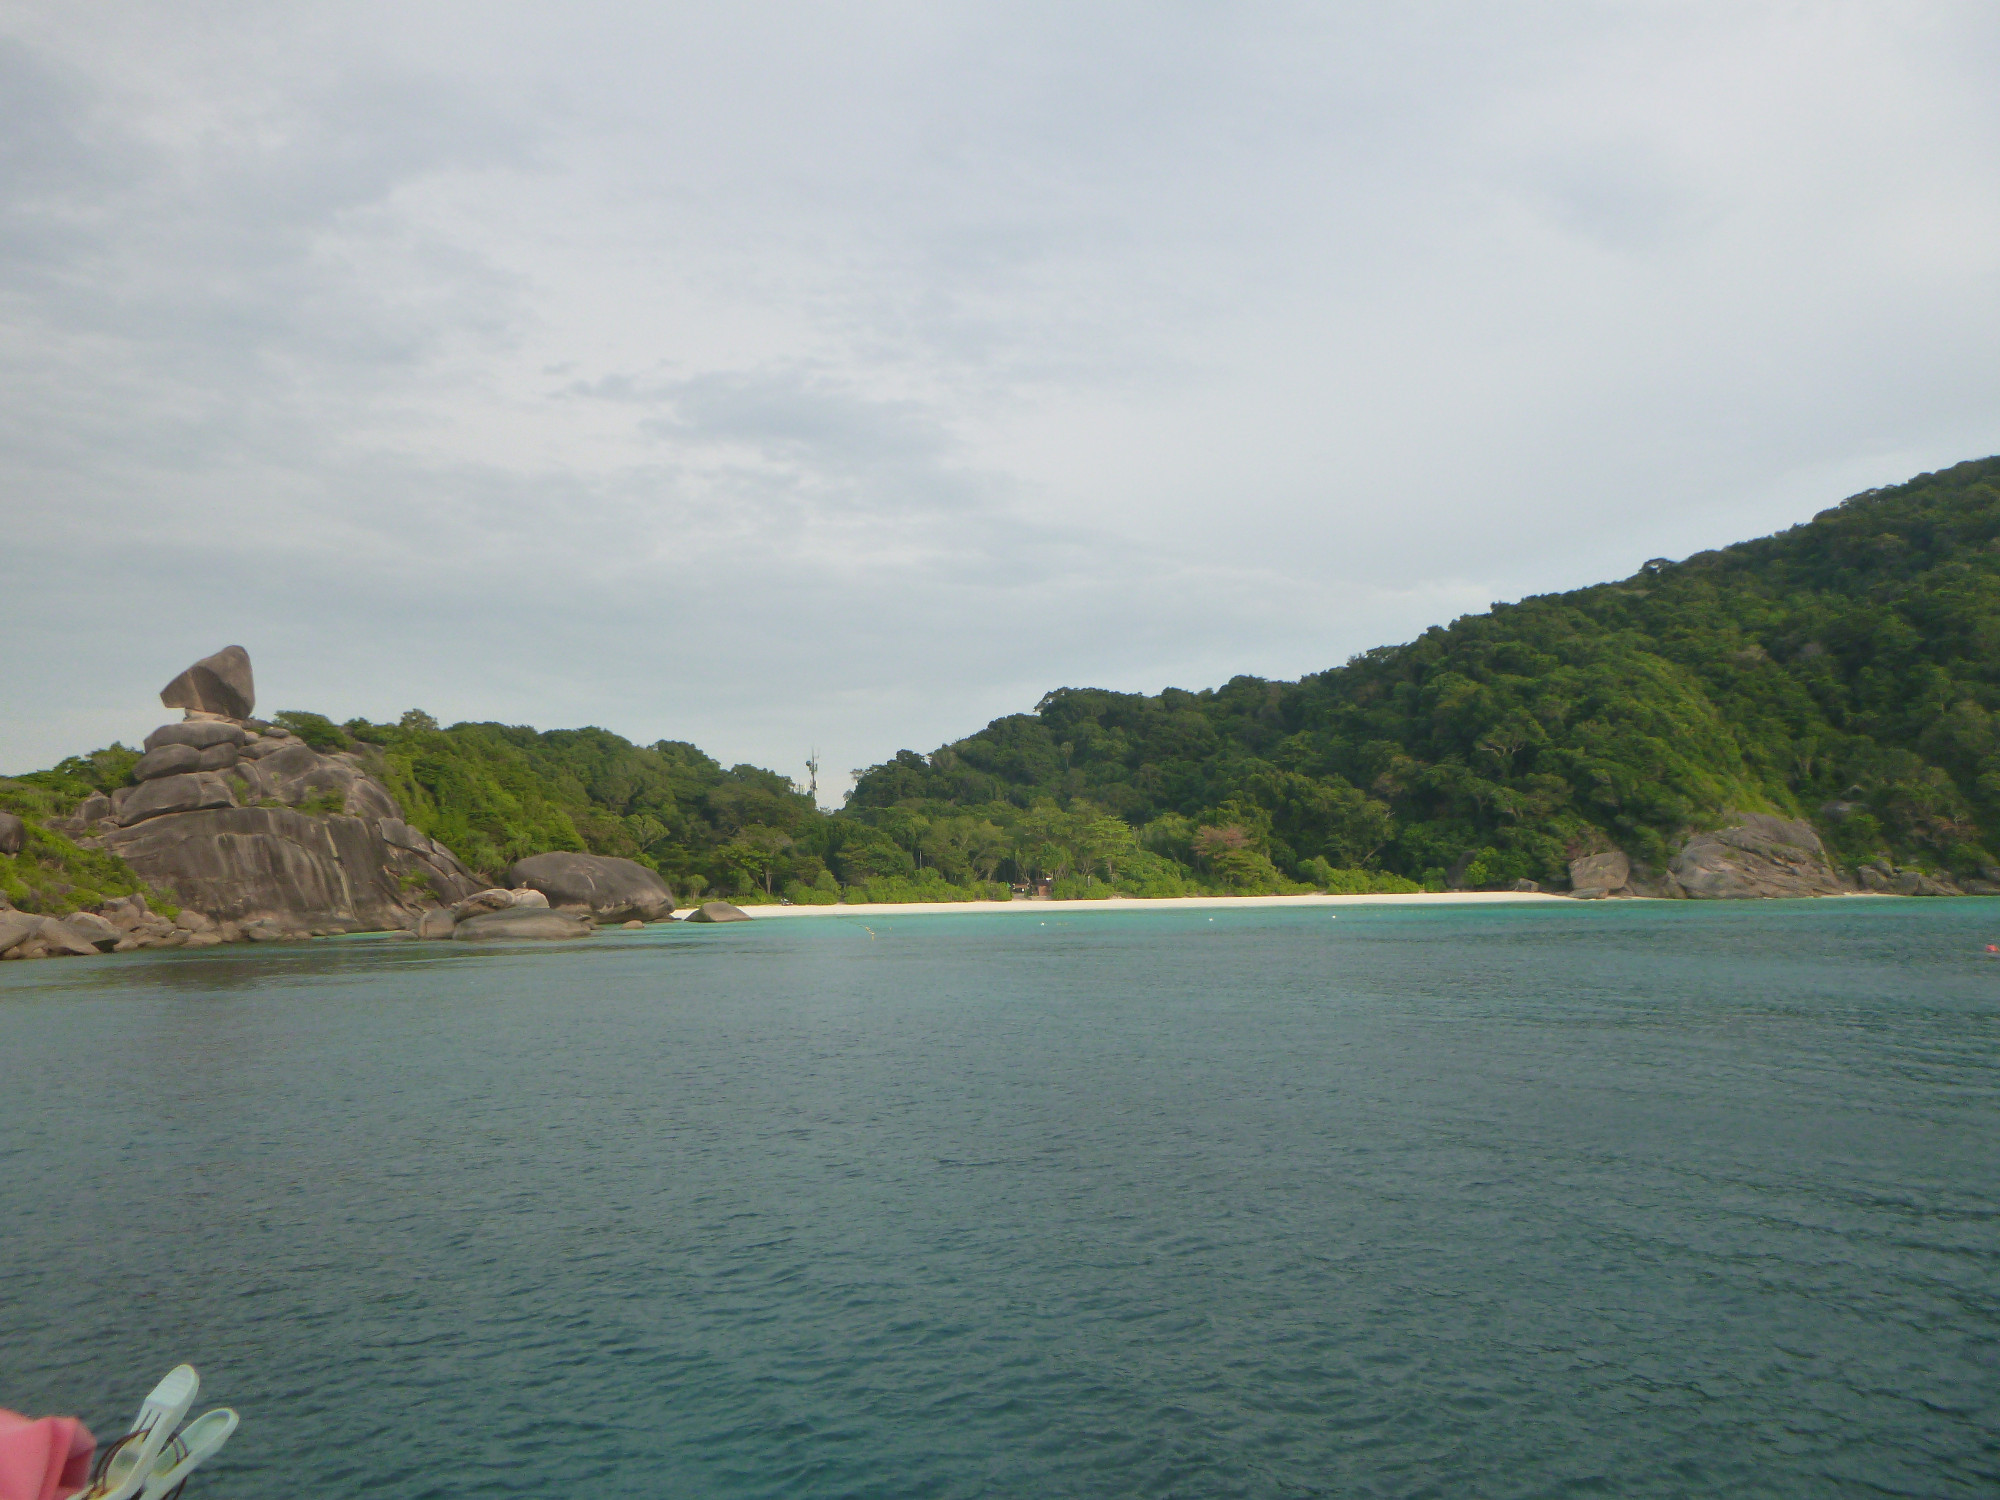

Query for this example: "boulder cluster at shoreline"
[1,648,696,962]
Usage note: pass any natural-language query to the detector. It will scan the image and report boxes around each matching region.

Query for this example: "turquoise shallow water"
[2,900,1996,1498]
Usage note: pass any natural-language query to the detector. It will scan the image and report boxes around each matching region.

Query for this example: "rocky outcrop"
[1669,814,1849,899]
[10,645,685,961]
[160,645,255,720]
[1567,850,1632,899]
[0,905,196,959]
[406,885,561,941]
[1855,860,1963,896]
[453,908,594,941]
[101,805,481,932]
[0,912,95,957]
[29,649,492,941]
[684,901,752,923]
[506,852,675,922]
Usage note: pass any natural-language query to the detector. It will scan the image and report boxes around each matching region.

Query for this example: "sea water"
[1,900,1994,1498]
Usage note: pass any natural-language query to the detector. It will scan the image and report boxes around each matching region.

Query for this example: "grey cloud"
[2,4,1997,792]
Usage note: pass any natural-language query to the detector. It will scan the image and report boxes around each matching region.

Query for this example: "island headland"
[4,457,1998,961]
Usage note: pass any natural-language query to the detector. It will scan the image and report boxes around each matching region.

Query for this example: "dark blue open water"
[2,900,1995,1498]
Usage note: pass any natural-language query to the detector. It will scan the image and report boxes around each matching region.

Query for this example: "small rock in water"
[684,901,752,924]
[452,908,594,941]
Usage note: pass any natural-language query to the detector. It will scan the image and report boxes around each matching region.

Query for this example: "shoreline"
[728,891,1577,919]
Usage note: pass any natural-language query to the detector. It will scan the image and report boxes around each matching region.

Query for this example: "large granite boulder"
[453,908,594,941]
[133,743,203,782]
[60,912,122,951]
[506,852,675,921]
[0,812,23,856]
[1568,850,1632,899]
[160,646,255,719]
[143,721,249,753]
[118,772,239,826]
[101,806,483,931]
[0,911,47,954]
[1857,861,1960,896]
[1669,814,1849,899]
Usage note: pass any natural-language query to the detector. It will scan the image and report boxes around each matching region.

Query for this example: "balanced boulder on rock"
[160,645,256,720]
[506,852,675,922]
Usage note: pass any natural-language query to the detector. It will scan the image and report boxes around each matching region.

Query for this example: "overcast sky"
[3,3,1997,798]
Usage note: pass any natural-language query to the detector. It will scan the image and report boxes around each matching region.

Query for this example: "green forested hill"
[846,456,2000,890]
[8,456,1998,910]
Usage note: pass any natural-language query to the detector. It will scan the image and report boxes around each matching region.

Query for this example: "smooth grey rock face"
[133,744,203,782]
[506,852,675,921]
[416,908,458,939]
[377,818,429,852]
[1669,813,1848,899]
[118,772,239,826]
[684,901,752,923]
[160,645,256,719]
[195,742,241,772]
[78,793,115,826]
[0,812,23,856]
[1568,850,1632,898]
[452,907,594,941]
[101,804,483,930]
[143,721,249,753]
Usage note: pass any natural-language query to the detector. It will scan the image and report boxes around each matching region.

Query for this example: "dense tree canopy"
[848,457,2000,889]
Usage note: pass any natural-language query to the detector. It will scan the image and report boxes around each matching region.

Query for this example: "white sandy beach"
[729,891,1575,919]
